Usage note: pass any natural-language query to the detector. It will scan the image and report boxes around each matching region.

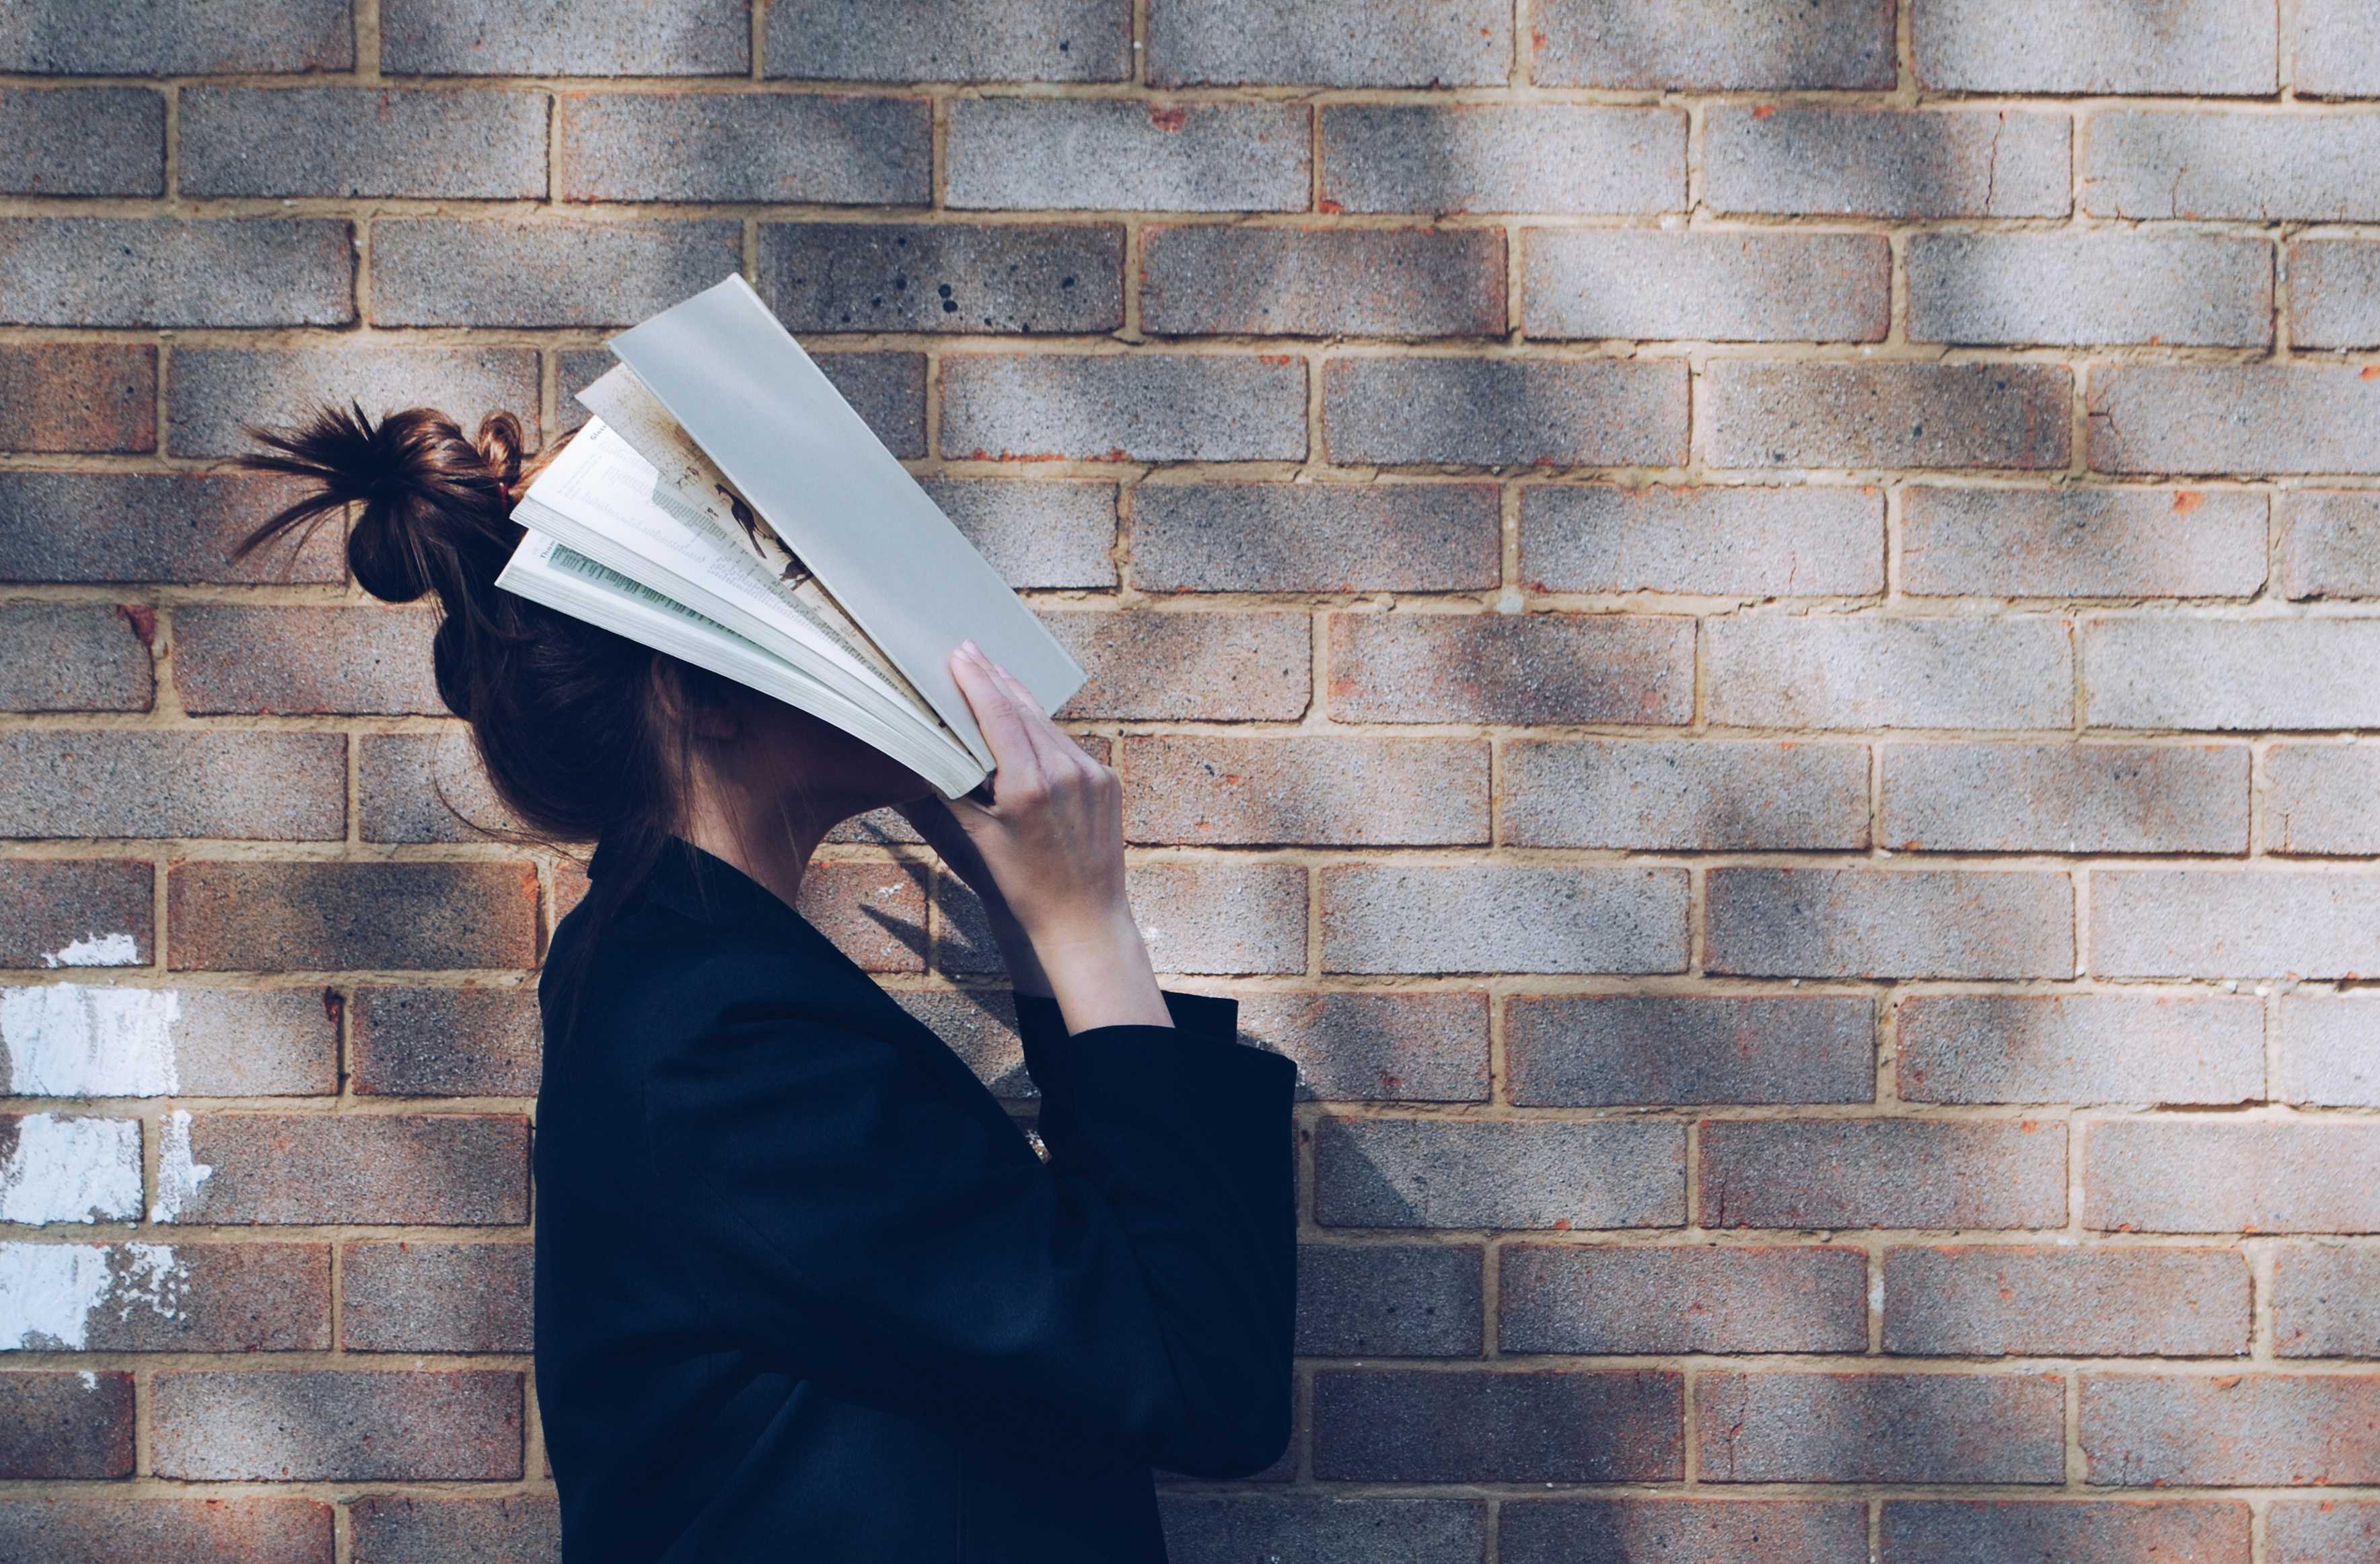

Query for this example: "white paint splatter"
[0,1242,181,1352]
[78,1370,95,1390]
[0,985,180,1096]
[0,1115,142,1225]
[41,933,142,969]
[149,1110,213,1224]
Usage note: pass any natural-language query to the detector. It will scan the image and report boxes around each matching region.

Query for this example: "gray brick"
[1044,610,1309,721]
[1704,1120,2069,1231]
[2290,240,2380,350]
[1501,1244,1869,1355]
[1505,1502,1870,1564]
[1321,104,1685,215]
[1702,1372,2067,1483]
[0,607,153,714]
[152,1371,523,1482]
[2087,111,2380,221]
[166,1114,530,1225]
[1297,1245,1483,1356]
[1235,991,1490,1103]
[1706,617,2073,731]
[1915,0,2276,93]
[1131,482,1500,594]
[349,1497,561,1564]
[1505,993,1877,1107]
[1902,485,2268,598]
[2276,1503,2380,1564]
[2279,996,2380,1106]
[892,990,1027,1098]
[2084,1121,2380,1233]
[350,986,542,1098]
[2284,493,2380,598]
[1320,864,1690,976]
[918,479,1115,589]
[169,347,541,460]
[1128,861,1308,976]
[943,354,1305,462]
[2085,619,2380,730]
[947,100,1309,212]
[1143,226,1505,339]
[820,352,927,458]
[2085,1372,2380,1485]
[1328,613,1695,726]
[1502,739,1870,852]
[1881,742,2249,854]
[180,88,546,200]
[2297,0,2380,98]
[1884,1501,2251,1564]
[0,1242,328,1351]
[1519,484,1883,596]
[1325,358,1688,468]
[1319,1371,1683,1484]
[0,861,153,970]
[383,0,748,75]
[1706,362,2073,471]
[0,731,344,842]
[1523,231,1889,344]
[342,1243,532,1353]
[2092,869,2380,979]
[1706,867,2075,980]
[1707,108,2072,218]
[0,88,162,196]
[0,472,343,585]
[1161,1497,1486,1564]
[173,606,442,717]
[1314,1116,1685,1230]
[1151,0,1507,86]
[2264,744,2380,856]
[1122,736,1488,847]
[767,0,1130,83]
[1897,993,2265,1106]
[371,219,741,329]
[1536,0,1894,88]
[2272,1244,2380,1357]
[2093,370,2380,485]
[0,219,353,328]
[559,92,930,204]
[0,345,154,454]
[759,222,1121,334]
[0,0,352,73]
[1909,232,2272,348]
[359,732,519,845]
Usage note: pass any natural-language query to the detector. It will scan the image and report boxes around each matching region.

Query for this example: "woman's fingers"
[950,642,1047,794]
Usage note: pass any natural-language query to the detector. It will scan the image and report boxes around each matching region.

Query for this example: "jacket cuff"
[1013,989,1239,1046]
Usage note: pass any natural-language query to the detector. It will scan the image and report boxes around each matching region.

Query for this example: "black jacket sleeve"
[642,979,1295,1479]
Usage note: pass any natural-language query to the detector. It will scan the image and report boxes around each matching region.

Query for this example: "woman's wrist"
[1023,902,1173,1034]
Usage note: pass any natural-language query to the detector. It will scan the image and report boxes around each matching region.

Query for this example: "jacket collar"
[589,832,816,948]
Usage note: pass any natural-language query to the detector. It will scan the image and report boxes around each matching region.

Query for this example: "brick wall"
[3,1,2379,1560]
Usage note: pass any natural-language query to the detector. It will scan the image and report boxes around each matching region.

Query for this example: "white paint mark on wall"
[0,1115,142,1225]
[0,985,180,1096]
[41,933,142,969]
[150,1110,213,1224]
[0,1242,183,1351]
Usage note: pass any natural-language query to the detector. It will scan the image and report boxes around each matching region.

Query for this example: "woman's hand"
[899,642,1170,1034]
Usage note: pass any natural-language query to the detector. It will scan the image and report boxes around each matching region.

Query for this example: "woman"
[238,406,1295,1563]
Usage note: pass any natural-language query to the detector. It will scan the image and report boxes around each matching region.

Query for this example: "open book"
[494,275,1086,798]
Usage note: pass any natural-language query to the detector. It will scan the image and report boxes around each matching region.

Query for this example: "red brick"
[563,93,931,203]
[2268,744,2380,857]
[0,1242,330,1351]
[0,730,346,842]
[2273,1502,2380,1564]
[948,100,1309,213]
[1904,485,2268,598]
[1884,741,2248,855]
[1122,736,1486,846]
[0,987,339,1097]
[1885,1245,2249,1357]
[2084,1121,2380,1234]
[1045,610,1310,721]
[1707,107,2072,218]
[152,1370,523,1481]
[0,1497,332,1564]
[1707,361,2074,471]
[1235,991,1489,1102]
[942,353,1307,463]
[1501,740,1870,851]
[1320,105,1685,215]
[2083,1373,2380,1487]
[1700,1372,2066,1483]
[0,345,153,452]
[0,859,153,970]
[760,221,1122,335]
[342,1242,533,1353]
[1882,1501,2251,1564]
[1897,993,2263,1106]
[1313,1370,1682,1482]
[1322,864,1689,976]
[1328,612,1693,725]
[2089,365,2380,475]
[2282,492,2380,598]
[1707,868,2075,981]
[170,345,540,461]
[2280,996,2380,1106]
[163,1114,530,1226]
[1708,616,2075,730]
[1322,357,1688,468]
[0,472,339,586]
[349,1495,561,1564]
[0,218,356,329]
[1499,1244,1869,1355]
[2092,869,2380,979]
[1314,1116,1684,1230]
[170,862,539,974]
[795,860,929,973]
[1518,483,1883,596]
[351,987,542,1098]
[1151,0,1508,87]
[1296,1244,1483,1357]
[173,606,441,717]
[1158,1496,1485,1564]
[1503,1500,1869,1564]
[1130,481,1499,594]
[1506,994,1875,1107]
[0,1372,133,1477]
[1704,1119,2067,1231]
[1142,226,1505,339]
[1523,231,1889,344]
[1536,0,1894,87]
[0,606,155,713]
[2272,1244,2380,1358]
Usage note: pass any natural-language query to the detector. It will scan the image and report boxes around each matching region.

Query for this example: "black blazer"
[533,838,1297,1563]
